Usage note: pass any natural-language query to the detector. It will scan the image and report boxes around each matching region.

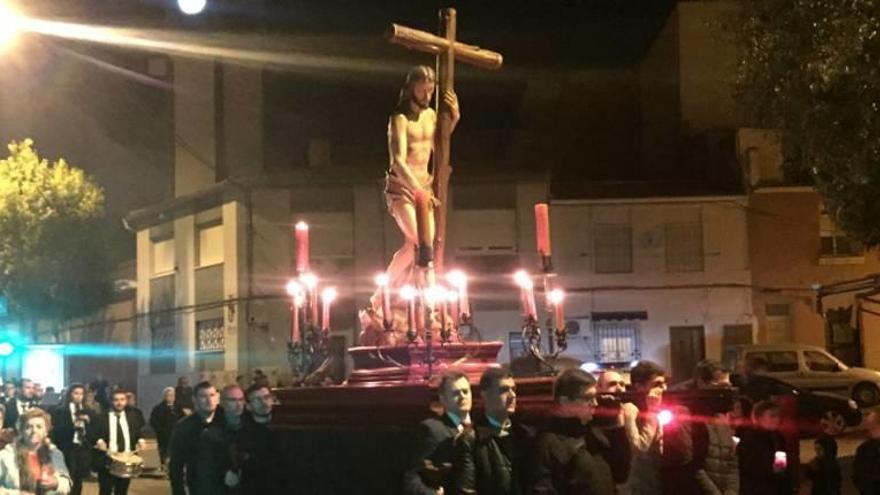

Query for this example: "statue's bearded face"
[410,79,435,110]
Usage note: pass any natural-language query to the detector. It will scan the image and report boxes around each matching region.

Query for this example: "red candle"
[295,221,310,273]
[300,273,319,326]
[401,285,417,333]
[376,274,392,327]
[514,271,537,319]
[414,190,432,266]
[438,288,448,335]
[549,289,565,330]
[448,290,460,328]
[535,203,552,257]
[286,280,303,342]
[321,288,337,331]
[526,289,537,320]
[446,270,470,319]
[290,303,300,342]
[416,293,426,332]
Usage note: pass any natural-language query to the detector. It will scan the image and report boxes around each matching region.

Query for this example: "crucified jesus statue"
[359,66,459,345]
[385,66,459,292]
[359,9,502,346]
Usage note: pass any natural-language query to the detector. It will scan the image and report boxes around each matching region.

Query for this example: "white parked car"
[724,343,880,407]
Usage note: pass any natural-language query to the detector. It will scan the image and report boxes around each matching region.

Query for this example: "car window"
[766,351,799,372]
[805,350,840,372]
[750,376,794,397]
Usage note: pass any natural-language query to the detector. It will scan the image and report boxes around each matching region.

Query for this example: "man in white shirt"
[89,389,145,495]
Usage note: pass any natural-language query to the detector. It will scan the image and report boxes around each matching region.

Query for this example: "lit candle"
[447,289,459,331]
[321,287,337,331]
[376,274,392,328]
[549,288,565,330]
[435,287,448,335]
[773,451,787,471]
[514,270,537,320]
[285,280,303,342]
[401,285,417,333]
[446,270,470,320]
[300,272,319,326]
[414,190,432,267]
[535,203,552,257]
[294,221,310,273]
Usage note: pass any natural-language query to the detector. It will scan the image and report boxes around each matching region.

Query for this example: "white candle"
[446,270,470,320]
[376,274,392,327]
[401,285,417,333]
[321,287,337,331]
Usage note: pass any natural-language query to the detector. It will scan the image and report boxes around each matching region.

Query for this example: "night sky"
[0,0,689,227]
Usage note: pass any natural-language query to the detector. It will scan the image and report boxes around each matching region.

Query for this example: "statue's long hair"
[15,409,53,492]
[395,65,436,115]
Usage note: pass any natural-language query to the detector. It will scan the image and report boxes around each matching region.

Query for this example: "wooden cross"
[387,8,503,274]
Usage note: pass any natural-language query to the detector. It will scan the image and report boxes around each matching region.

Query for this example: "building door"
[826,306,861,366]
[669,326,706,384]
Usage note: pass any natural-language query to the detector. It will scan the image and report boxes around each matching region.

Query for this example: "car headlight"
[849,399,859,409]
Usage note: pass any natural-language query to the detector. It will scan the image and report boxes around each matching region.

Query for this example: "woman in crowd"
[0,405,15,450]
[83,390,101,415]
[0,408,71,494]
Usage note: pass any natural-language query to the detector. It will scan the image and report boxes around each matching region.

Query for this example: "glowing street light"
[0,342,14,357]
[177,0,207,15]
[0,2,22,48]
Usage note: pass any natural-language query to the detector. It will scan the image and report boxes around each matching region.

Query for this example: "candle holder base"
[348,341,502,385]
[287,324,331,385]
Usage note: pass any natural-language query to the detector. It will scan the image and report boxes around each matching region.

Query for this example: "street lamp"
[177,0,207,15]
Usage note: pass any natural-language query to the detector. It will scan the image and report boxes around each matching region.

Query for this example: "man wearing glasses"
[531,369,631,494]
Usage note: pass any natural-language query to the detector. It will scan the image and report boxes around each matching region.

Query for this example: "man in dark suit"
[51,383,96,495]
[5,378,36,429]
[88,388,145,495]
[404,369,473,495]
[530,369,631,495]
[453,367,533,495]
[169,381,227,495]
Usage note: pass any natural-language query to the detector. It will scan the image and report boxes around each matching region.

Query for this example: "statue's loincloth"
[384,170,432,211]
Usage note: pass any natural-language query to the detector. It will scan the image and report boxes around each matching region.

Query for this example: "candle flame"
[446,270,468,288]
[375,273,390,287]
[423,286,447,305]
[299,272,318,289]
[548,288,566,305]
[446,288,459,303]
[285,280,303,298]
[321,287,338,303]
[295,221,309,231]
[400,285,417,301]
[513,270,533,290]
